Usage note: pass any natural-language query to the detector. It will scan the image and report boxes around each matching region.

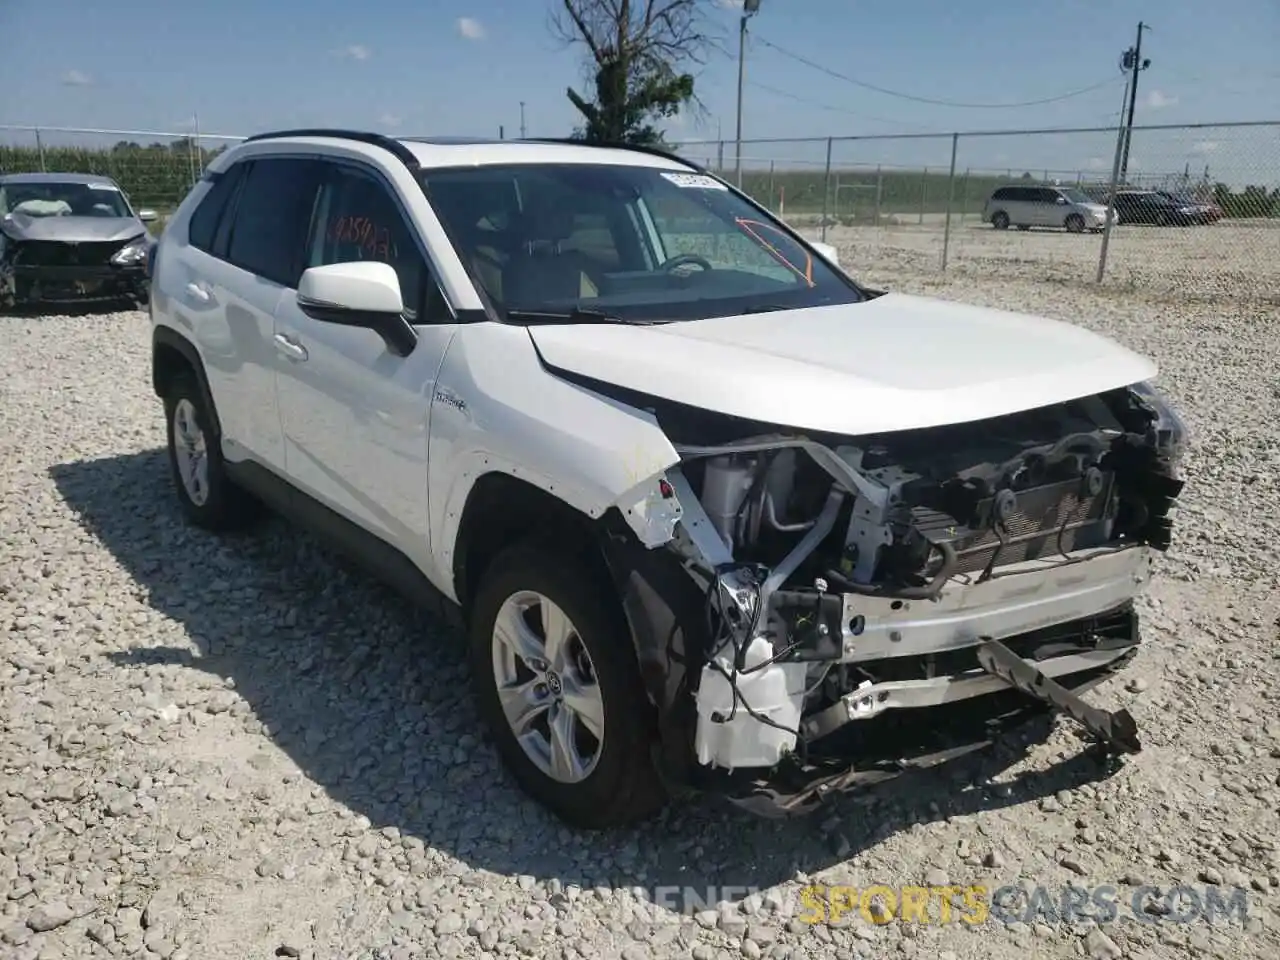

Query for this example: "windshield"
[418,162,861,322]
[1058,187,1094,204]
[0,180,132,218]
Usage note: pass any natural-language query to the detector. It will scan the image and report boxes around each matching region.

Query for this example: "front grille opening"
[14,239,129,267]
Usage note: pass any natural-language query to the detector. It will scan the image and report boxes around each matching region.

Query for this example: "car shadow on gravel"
[52,449,1125,906]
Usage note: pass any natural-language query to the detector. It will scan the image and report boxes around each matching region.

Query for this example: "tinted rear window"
[225,158,322,287]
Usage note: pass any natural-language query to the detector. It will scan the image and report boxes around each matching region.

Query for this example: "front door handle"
[185,282,211,303]
[273,333,309,363]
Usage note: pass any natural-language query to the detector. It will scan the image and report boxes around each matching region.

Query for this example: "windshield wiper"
[739,304,792,314]
[505,308,628,325]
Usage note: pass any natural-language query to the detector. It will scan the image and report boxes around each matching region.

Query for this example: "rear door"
[205,156,324,470]
[1029,188,1060,227]
[1005,187,1035,225]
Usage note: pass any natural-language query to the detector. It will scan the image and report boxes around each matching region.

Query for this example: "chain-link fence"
[671,121,1280,302]
[0,125,245,231]
[2,121,1276,300]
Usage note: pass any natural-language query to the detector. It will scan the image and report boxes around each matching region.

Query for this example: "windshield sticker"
[88,183,120,191]
[660,172,728,191]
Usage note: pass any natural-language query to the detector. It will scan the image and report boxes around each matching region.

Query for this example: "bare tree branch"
[553,0,724,143]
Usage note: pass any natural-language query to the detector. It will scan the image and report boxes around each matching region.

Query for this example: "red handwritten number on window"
[328,216,393,261]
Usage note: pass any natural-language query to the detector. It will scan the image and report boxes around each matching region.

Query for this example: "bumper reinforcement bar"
[975,637,1141,754]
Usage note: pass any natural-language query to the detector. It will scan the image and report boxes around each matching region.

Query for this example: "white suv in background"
[148,130,1186,828]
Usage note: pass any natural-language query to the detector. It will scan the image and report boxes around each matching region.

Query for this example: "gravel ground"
[2,258,1279,960]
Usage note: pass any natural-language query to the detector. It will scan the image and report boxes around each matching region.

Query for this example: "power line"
[746,80,938,129]
[754,35,1118,109]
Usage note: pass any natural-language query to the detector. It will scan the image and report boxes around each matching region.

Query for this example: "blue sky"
[3,0,1278,184]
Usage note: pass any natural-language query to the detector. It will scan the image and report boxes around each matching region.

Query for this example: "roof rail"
[518,137,708,174]
[239,128,420,171]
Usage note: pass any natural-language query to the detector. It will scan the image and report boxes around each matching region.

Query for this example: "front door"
[273,158,458,571]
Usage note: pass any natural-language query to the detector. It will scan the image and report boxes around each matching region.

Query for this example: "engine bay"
[657,382,1187,776]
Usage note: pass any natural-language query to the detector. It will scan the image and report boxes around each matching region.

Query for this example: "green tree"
[552,0,713,145]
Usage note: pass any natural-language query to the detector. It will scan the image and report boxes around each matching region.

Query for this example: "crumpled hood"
[0,212,145,244]
[528,293,1158,436]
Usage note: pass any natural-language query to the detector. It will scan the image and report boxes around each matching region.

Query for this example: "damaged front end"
[604,381,1186,817]
[0,232,150,309]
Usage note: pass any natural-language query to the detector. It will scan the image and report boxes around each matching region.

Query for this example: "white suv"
[148,130,1187,828]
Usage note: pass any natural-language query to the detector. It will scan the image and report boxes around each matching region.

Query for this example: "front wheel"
[991,211,1010,230]
[468,541,667,828]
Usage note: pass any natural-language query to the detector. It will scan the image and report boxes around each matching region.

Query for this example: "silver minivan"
[982,184,1116,233]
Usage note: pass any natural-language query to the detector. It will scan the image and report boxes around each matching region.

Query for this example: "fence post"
[1095,113,1129,284]
[34,128,46,172]
[875,165,883,225]
[716,140,725,175]
[919,167,927,224]
[821,138,833,241]
[768,160,775,210]
[941,133,959,272]
[959,168,970,224]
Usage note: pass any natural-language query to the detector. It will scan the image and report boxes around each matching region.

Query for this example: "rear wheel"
[468,541,667,828]
[1065,214,1085,233]
[991,211,1010,230]
[162,373,261,531]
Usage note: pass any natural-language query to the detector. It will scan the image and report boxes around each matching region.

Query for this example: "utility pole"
[519,101,527,139]
[1118,22,1151,185]
[734,0,762,190]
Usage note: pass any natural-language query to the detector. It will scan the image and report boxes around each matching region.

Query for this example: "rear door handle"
[185,282,211,303]
[273,333,309,363]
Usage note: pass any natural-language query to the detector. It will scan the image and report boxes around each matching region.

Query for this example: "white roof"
[398,138,691,171]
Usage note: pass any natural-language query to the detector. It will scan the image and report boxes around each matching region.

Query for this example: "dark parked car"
[1156,190,1223,224]
[1111,189,1201,227]
[0,172,156,309]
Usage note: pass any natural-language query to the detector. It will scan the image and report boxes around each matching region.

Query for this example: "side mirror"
[810,241,840,268]
[1055,196,1068,205]
[296,261,418,357]
[137,209,158,222]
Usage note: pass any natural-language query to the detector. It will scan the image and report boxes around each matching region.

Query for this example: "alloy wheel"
[490,590,606,783]
[172,398,210,506]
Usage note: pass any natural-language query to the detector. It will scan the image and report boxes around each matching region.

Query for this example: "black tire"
[162,372,260,531]
[1016,224,1030,231]
[468,540,667,829]
[1065,214,1085,234]
[991,211,1010,230]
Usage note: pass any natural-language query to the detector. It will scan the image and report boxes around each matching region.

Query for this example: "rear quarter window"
[187,163,246,253]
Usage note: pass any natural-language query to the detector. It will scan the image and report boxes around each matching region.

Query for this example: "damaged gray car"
[0,172,156,309]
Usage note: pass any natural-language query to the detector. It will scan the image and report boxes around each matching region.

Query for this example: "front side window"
[307,164,426,316]
[0,180,131,218]
[1058,187,1093,204]
[419,163,861,323]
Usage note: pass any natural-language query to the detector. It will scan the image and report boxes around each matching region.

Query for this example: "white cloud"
[1144,89,1177,109]
[61,69,93,87]
[337,44,371,61]
[1190,140,1220,154]
[377,112,402,129]
[457,17,485,40]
